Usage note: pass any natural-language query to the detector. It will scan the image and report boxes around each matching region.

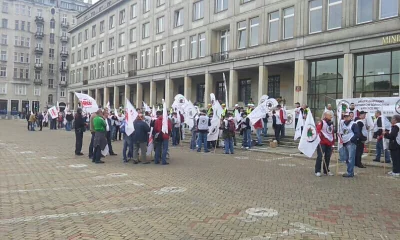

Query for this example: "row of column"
[70,56,355,110]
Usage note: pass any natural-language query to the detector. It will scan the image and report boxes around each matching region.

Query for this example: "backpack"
[228,120,236,133]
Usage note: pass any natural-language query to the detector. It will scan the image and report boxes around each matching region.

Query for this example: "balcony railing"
[59,80,67,86]
[34,47,43,54]
[211,52,229,63]
[34,79,42,85]
[35,16,44,24]
[35,32,44,39]
[34,63,43,69]
[60,51,69,57]
[59,66,68,72]
[60,36,69,42]
[82,80,88,85]
[61,22,69,29]
[128,70,137,77]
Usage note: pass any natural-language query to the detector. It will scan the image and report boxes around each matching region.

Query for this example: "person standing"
[197,111,210,153]
[103,110,117,156]
[277,105,287,137]
[171,112,180,146]
[29,112,36,131]
[384,115,400,176]
[132,114,151,164]
[37,112,43,131]
[222,113,235,154]
[373,110,391,163]
[121,119,133,162]
[153,110,172,165]
[355,111,368,168]
[340,112,360,178]
[240,112,252,149]
[254,119,263,146]
[190,112,198,150]
[92,110,107,164]
[88,110,99,159]
[315,111,335,177]
[272,110,282,144]
[26,111,31,130]
[262,112,269,137]
[65,111,73,131]
[294,102,301,129]
[74,108,86,156]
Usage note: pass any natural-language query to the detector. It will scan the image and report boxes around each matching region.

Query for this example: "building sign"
[336,97,400,116]
[382,34,400,45]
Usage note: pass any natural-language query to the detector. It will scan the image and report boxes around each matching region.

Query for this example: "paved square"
[0,120,399,239]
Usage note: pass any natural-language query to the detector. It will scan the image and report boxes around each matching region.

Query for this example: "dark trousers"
[75,130,83,154]
[315,144,332,174]
[27,121,30,130]
[274,125,282,142]
[115,125,121,140]
[106,131,114,154]
[295,118,298,129]
[390,149,400,173]
[88,132,95,158]
[355,141,365,167]
[93,145,102,163]
[39,121,43,131]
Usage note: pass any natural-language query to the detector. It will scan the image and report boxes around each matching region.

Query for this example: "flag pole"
[335,148,339,176]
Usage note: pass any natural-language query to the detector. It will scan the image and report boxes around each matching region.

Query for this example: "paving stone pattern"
[0,121,399,239]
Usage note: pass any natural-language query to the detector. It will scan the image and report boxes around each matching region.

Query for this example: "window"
[142,22,150,38]
[130,4,137,19]
[109,15,115,29]
[0,83,6,94]
[50,33,54,44]
[20,53,24,62]
[1,34,7,44]
[91,44,96,57]
[190,35,197,59]
[328,0,342,30]
[26,54,29,63]
[84,29,89,41]
[111,59,115,75]
[71,53,75,64]
[92,25,96,37]
[27,22,30,32]
[14,36,19,46]
[174,9,184,27]
[268,75,281,99]
[357,0,373,24]
[140,50,145,69]
[35,56,41,64]
[119,32,125,47]
[26,38,30,47]
[50,19,55,29]
[0,50,6,61]
[100,20,105,33]
[34,86,40,96]
[21,21,25,31]
[20,37,25,46]
[220,30,229,54]
[161,44,166,65]
[130,28,136,42]
[99,41,104,54]
[48,79,54,88]
[268,11,280,42]
[19,69,24,78]
[309,0,323,33]
[48,94,53,103]
[172,40,178,63]
[380,0,398,19]
[196,84,205,103]
[146,48,151,68]
[15,85,26,95]
[49,49,54,59]
[14,52,17,62]
[155,46,160,66]
[15,20,19,30]
[14,68,17,78]
[143,0,150,13]
[0,66,6,77]
[239,80,252,103]
[25,69,29,78]
[2,19,8,28]
[62,14,67,24]
[193,1,204,20]
[215,0,228,12]
[109,37,115,50]
[121,56,125,72]
[249,17,259,46]
[49,64,54,73]
[119,9,125,24]
[60,90,65,98]
[2,2,8,13]
[84,47,88,59]
[156,16,164,34]
[283,7,294,39]
[179,39,185,61]
[157,0,165,6]
[199,33,206,57]
[77,50,82,61]
[237,21,247,49]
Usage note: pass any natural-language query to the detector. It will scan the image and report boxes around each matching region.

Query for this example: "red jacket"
[154,116,172,140]
[316,120,335,146]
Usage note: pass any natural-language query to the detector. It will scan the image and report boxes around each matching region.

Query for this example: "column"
[68,92,72,108]
[149,81,156,106]
[165,78,174,107]
[95,88,100,106]
[124,84,130,106]
[113,85,119,108]
[204,73,213,106]
[87,89,92,97]
[258,65,269,102]
[74,93,79,110]
[293,60,308,105]
[343,53,354,99]
[184,75,192,102]
[228,69,238,108]
[136,82,143,108]
[103,87,109,108]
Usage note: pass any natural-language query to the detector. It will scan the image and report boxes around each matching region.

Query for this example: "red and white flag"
[125,98,138,136]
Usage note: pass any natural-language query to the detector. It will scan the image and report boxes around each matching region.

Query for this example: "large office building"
[68,0,400,117]
[0,0,91,115]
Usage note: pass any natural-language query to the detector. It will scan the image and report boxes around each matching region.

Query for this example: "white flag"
[162,99,168,134]
[106,101,110,110]
[143,101,151,112]
[294,111,304,140]
[184,100,197,129]
[210,93,223,119]
[381,111,390,150]
[265,98,279,112]
[298,111,320,158]
[207,117,220,141]
[75,92,99,113]
[48,106,58,119]
[172,94,188,111]
[258,95,269,106]
[247,102,268,125]
[56,101,60,112]
[222,73,228,109]
[125,98,138,136]
[152,105,157,119]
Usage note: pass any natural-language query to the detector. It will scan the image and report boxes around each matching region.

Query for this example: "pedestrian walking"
[74,108,86,156]
[29,112,36,131]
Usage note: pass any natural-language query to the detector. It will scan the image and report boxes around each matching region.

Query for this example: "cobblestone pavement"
[1,120,400,240]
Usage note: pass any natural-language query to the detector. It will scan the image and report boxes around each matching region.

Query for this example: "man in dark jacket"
[74,108,86,156]
[132,114,151,164]
[340,112,360,178]
[65,111,74,131]
[384,115,400,176]
[37,112,44,131]
[354,111,368,168]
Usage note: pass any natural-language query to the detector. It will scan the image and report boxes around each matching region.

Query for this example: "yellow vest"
[207,107,213,116]
[221,108,227,117]
[246,108,252,115]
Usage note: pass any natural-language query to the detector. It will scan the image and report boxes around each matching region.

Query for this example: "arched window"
[48,94,53,104]
[50,19,55,29]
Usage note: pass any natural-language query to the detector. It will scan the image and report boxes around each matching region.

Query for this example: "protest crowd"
[25,93,400,179]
